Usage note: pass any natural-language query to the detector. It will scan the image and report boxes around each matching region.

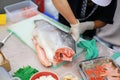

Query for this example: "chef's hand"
[70,20,95,41]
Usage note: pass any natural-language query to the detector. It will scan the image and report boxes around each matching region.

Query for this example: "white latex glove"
[70,20,95,41]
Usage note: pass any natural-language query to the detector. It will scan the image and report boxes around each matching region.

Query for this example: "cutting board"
[8,13,69,51]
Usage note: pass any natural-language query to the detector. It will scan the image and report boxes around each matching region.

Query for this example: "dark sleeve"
[95,0,117,24]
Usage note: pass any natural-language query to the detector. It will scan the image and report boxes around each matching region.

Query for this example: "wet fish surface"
[32,19,75,67]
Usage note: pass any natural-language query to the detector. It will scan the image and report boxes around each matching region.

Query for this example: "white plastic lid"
[91,0,112,7]
[11,77,21,80]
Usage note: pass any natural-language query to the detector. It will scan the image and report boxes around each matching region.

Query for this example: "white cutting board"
[8,13,70,51]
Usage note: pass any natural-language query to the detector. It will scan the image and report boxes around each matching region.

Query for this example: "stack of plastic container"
[4,1,39,22]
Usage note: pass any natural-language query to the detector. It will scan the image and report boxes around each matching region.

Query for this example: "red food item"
[96,77,104,80]
[84,62,120,80]
[89,77,96,80]
[32,36,52,67]
[85,65,105,78]
[85,69,93,77]
[96,65,105,73]
[85,68,104,80]
[89,77,104,80]
[101,62,120,78]
[22,7,38,18]
[102,62,115,70]
[53,47,75,63]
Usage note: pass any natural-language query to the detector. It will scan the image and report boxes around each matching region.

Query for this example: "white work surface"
[0,17,114,80]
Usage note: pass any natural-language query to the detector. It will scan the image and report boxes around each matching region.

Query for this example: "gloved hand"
[70,20,95,41]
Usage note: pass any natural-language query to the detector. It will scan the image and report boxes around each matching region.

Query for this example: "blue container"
[44,11,58,21]
[0,67,11,80]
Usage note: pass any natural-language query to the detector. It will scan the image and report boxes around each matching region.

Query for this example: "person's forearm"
[94,20,106,28]
[52,0,78,24]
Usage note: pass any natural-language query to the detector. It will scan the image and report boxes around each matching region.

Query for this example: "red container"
[35,0,44,13]
[30,71,59,80]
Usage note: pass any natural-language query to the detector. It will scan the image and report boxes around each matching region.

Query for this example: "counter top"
[0,18,114,79]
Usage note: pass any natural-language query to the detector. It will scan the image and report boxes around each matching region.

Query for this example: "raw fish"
[32,20,75,67]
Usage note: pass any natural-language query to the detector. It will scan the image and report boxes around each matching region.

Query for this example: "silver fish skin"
[32,19,76,66]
